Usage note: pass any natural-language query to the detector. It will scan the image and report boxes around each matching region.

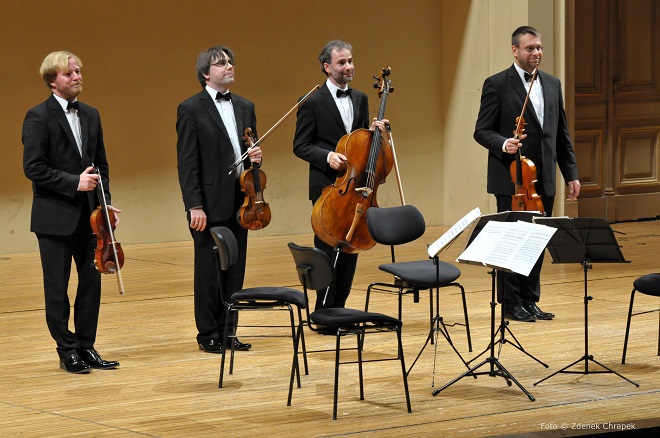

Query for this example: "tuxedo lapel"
[508,66,541,131]
[199,91,231,141]
[320,85,347,134]
[79,107,89,159]
[48,96,80,158]
[350,92,363,131]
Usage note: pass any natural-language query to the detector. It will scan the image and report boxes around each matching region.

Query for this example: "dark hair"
[196,46,235,88]
[512,26,541,46]
[318,40,352,76]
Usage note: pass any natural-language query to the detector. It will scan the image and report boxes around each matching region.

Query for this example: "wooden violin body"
[237,128,271,230]
[311,67,394,254]
[311,128,393,253]
[91,205,125,273]
[510,152,544,213]
[89,165,125,294]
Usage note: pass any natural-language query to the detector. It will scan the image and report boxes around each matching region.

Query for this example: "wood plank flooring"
[1,220,659,437]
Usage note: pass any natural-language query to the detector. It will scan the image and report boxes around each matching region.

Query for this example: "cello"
[510,67,544,214]
[90,165,125,294]
[237,127,271,230]
[311,67,395,254]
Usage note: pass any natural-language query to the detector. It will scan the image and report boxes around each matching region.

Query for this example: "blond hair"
[39,51,82,90]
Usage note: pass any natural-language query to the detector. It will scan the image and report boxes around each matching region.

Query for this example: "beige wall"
[0,0,566,254]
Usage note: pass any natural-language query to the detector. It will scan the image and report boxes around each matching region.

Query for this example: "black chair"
[288,242,412,420]
[621,273,660,364]
[364,205,472,352]
[210,226,308,389]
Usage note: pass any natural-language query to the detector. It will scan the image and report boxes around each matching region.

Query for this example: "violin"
[237,128,271,230]
[311,67,395,253]
[510,68,544,214]
[90,166,125,294]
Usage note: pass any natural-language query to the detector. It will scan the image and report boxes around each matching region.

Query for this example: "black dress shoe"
[228,338,251,351]
[78,348,120,369]
[503,304,536,322]
[60,352,91,374]
[523,302,555,320]
[198,338,223,353]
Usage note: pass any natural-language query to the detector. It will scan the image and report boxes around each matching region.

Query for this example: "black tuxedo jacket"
[474,65,578,197]
[23,94,109,236]
[176,89,256,222]
[293,83,370,201]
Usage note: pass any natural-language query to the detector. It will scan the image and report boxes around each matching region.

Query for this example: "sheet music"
[427,207,481,257]
[457,220,557,276]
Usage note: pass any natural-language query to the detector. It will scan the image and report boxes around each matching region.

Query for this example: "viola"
[237,128,271,230]
[510,68,544,214]
[90,166,125,294]
[311,67,395,254]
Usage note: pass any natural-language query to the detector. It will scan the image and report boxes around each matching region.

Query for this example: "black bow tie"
[336,88,352,98]
[66,101,79,111]
[524,72,533,82]
[216,92,231,101]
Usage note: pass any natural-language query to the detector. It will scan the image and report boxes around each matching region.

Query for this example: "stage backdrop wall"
[0,0,561,254]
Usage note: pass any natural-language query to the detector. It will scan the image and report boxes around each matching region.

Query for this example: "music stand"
[433,211,553,401]
[532,217,639,387]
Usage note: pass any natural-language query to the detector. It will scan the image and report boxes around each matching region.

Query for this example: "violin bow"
[228,84,321,174]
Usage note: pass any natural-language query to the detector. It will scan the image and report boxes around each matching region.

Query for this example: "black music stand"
[532,217,638,387]
[433,211,552,401]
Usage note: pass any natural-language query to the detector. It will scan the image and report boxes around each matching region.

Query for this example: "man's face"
[50,57,83,100]
[324,48,354,87]
[513,33,543,72]
[204,51,235,92]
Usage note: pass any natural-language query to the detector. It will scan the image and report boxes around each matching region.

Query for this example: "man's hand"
[189,208,207,232]
[78,166,100,191]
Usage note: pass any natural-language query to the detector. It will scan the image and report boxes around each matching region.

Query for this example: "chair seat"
[633,273,660,296]
[230,287,307,309]
[311,307,402,328]
[378,260,460,289]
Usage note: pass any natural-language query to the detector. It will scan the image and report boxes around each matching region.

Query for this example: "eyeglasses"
[210,59,234,68]
[518,46,543,53]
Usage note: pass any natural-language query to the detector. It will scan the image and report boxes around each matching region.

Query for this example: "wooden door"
[573,0,660,221]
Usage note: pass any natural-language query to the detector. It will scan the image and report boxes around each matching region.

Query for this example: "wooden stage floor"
[1,219,659,437]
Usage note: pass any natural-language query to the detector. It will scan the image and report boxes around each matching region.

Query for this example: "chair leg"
[288,323,304,406]
[357,333,364,401]
[287,305,302,388]
[621,288,636,364]
[297,308,309,375]
[333,334,342,420]
[457,283,473,352]
[219,306,234,388]
[396,327,412,414]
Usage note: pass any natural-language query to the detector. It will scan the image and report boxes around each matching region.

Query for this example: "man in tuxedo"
[474,26,580,322]
[23,51,121,373]
[294,40,386,311]
[177,46,261,353]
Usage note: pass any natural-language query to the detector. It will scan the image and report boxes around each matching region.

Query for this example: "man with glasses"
[474,26,580,322]
[176,46,261,353]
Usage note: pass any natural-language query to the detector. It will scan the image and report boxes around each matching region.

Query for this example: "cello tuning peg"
[389,87,394,93]
[373,82,379,89]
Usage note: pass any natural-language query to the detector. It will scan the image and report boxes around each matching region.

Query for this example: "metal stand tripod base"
[468,321,549,369]
[407,314,473,386]
[535,261,638,388]
[433,270,537,401]
[432,355,536,401]
[534,354,639,387]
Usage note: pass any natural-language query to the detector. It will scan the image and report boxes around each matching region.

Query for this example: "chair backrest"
[210,226,238,271]
[366,205,426,250]
[288,242,334,292]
